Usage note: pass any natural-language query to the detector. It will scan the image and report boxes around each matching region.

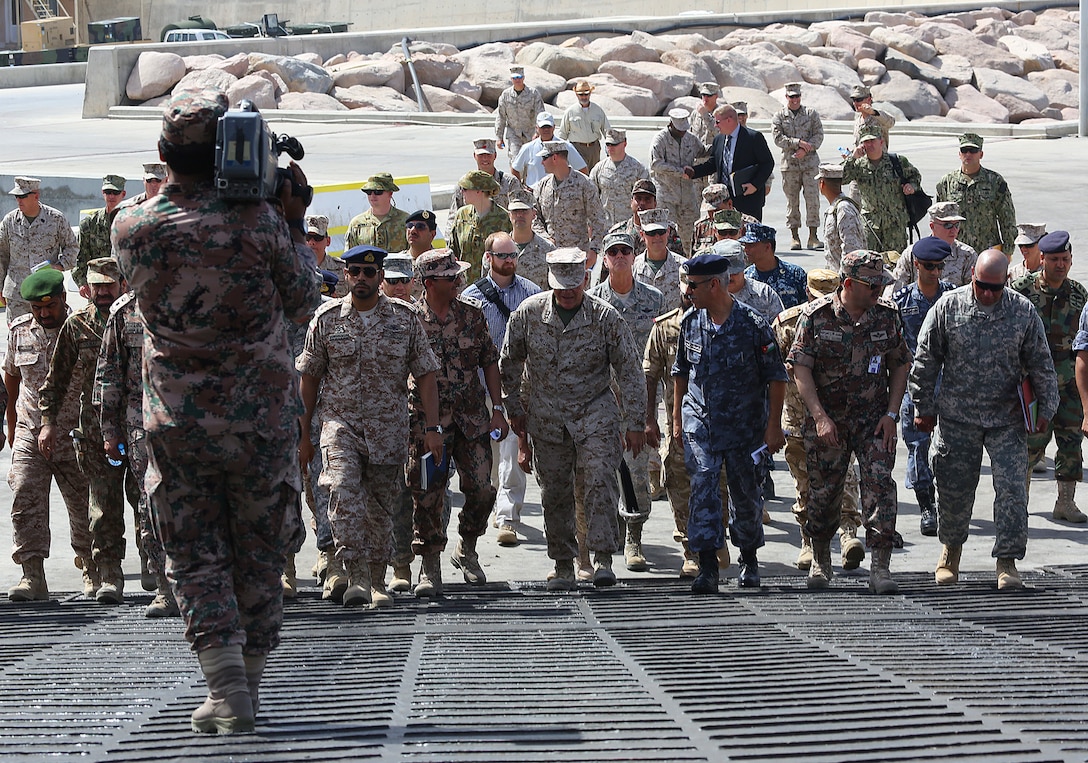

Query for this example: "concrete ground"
[1,83,1087,596]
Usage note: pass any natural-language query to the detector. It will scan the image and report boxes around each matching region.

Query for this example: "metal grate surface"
[2,571,1088,761]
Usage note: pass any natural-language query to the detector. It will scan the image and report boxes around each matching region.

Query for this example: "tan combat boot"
[243,653,266,716]
[191,645,255,735]
[342,558,371,607]
[322,554,348,603]
[81,558,101,599]
[807,539,833,589]
[415,553,443,597]
[576,532,593,580]
[997,558,1023,590]
[624,523,649,571]
[389,564,413,593]
[145,574,181,618]
[796,532,813,570]
[311,549,329,582]
[369,562,393,608]
[8,557,48,602]
[790,227,802,250]
[869,547,899,594]
[96,562,125,605]
[451,536,487,585]
[1054,481,1088,523]
[546,559,576,591]
[281,554,297,599]
[680,541,699,578]
[934,545,962,585]
[807,227,823,250]
[840,525,865,571]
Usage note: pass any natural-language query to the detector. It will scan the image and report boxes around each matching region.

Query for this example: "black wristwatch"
[884,411,900,423]
[425,425,443,434]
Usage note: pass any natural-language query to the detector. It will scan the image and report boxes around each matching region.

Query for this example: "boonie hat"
[458,170,500,193]
[360,173,399,193]
[807,268,840,298]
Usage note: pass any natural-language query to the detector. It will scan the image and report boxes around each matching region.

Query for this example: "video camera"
[214,100,313,204]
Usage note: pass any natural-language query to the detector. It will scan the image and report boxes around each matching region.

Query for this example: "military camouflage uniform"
[452,170,522,212]
[113,180,321,654]
[406,297,499,555]
[512,234,554,291]
[772,304,862,532]
[495,85,545,161]
[448,203,513,283]
[590,155,650,228]
[633,250,687,310]
[298,294,440,563]
[4,312,91,570]
[842,152,921,253]
[891,239,978,291]
[345,206,410,253]
[1012,272,1088,482]
[690,106,717,148]
[910,286,1057,559]
[822,195,865,270]
[39,301,130,572]
[744,258,808,310]
[734,279,785,323]
[853,111,895,148]
[75,208,114,287]
[0,203,78,322]
[589,278,664,526]
[690,213,718,254]
[94,292,165,578]
[788,291,913,548]
[674,302,789,553]
[936,167,1017,253]
[649,129,707,255]
[609,216,685,261]
[317,253,348,298]
[500,292,645,560]
[532,170,609,253]
[772,105,824,229]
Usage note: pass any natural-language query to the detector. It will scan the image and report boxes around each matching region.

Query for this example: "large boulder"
[656,32,719,53]
[400,53,463,90]
[857,58,887,86]
[277,92,348,111]
[330,58,404,91]
[871,70,947,118]
[993,93,1045,122]
[516,42,600,80]
[248,53,333,94]
[182,54,225,71]
[553,89,633,117]
[884,49,950,95]
[332,85,418,111]
[943,83,1010,122]
[407,84,489,114]
[453,42,515,106]
[628,29,678,55]
[869,26,937,62]
[324,53,347,68]
[251,69,288,98]
[521,65,568,102]
[933,33,1024,76]
[227,74,277,110]
[700,49,767,91]
[597,61,695,109]
[763,23,824,49]
[449,73,483,102]
[998,35,1055,73]
[756,32,811,57]
[973,67,1050,110]
[769,83,853,120]
[825,25,885,61]
[715,86,782,119]
[791,54,862,99]
[172,67,238,96]
[294,52,323,67]
[126,51,186,101]
[930,54,976,88]
[726,44,804,91]
[810,47,858,70]
[212,52,250,79]
[392,40,460,57]
[581,74,665,117]
[1027,69,1078,109]
[659,49,717,85]
[864,11,921,26]
[584,35,661,63]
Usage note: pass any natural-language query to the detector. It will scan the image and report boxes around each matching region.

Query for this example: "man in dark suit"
[685,104,775,221]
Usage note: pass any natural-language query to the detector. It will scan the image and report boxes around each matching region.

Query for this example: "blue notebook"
[421,447,450,491]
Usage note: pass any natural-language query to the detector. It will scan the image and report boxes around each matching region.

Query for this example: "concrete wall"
[0,62,85,89]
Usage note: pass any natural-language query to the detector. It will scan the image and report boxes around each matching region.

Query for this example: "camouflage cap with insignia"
[305,214,329,237]
[161,89,227,146]
[19,267,65,302]
[697,82,719,96]
[360,172,399,193]
[536,140,569,159]
[738,221,776,244]
[841,249,893,286]
[603,230,636,253]
[458,170,500,193]
[807,268,840,298]
[101,174,126,192]
[857,125,883,142]
[417,249,467,279]
[815,162,844,181]
[959,132,983,149]
[713,209,742,231]
[731,101,748,115]
[383,253,415,279]
[142,162,167,180]
[341,245,387,266]
[547,248,588,290]
[507,191,534,211]
[928,201,966,222]
[473,138,497,155]
[850,84,871,100]
[604,128,627,145]
[667,108,690,131]
[639,208,669,233]
[784,82,802,96]
[631,178,656,197]
[509,65,525,78]
[8,176,41,195]
[87,257,121,284]
[702,183,731,206]
[710,239,747,275]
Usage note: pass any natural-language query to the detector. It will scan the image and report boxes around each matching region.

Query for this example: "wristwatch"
[425,425,443,434]
[884,411,900,423]
[493,404,506,415]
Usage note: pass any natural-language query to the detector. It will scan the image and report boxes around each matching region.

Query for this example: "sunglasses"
[384,277,412,285]
[305,233,325,242]
[103,189,123,196]
[346,265,380,278]
[427,275,459,282]
[644,229,667,237]
[14,193,31,199]
[918,262,945,271]
[406,222,431,231]
[851,96,869,103]
[364,190,388,196]
[960,147,981,154]
[939,221,960,230]
[682,277,714,289]
[606,247,634,256]
[974,278,1005,292]
[488,250,517,260]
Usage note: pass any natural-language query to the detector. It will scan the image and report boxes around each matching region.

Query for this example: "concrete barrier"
[0,62,86,90]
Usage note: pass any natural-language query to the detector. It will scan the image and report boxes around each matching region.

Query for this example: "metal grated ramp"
[2,572,1088,761]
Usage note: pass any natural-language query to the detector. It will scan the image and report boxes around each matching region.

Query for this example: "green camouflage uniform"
[909,286,1058,560]
[936,167,1017,253]
[345,206,410,253]
[1012,272,1088,481]
[448,203,513,283]
[75,208,113,287]
[842,152,921,253]
[452,171,523,211]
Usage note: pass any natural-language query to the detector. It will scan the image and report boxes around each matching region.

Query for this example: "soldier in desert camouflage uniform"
[589,129,650,228]
[789,250,912,594]
[936,133,1017,254]
[816,163,864,271]
[495,65,545,162]
[532,142,609,266]
[506,192,553,290]
[609,178,686,261]
[299,245,442,609]
[113,89,321,735]
[773,83,824,251]
[452,139,523,211]
[849,85,895,148]
[649,109,706,256]
[117,163,166,210]
[888,202,978,293]
[346,173,410,253]
[448,170,512,283]
[842,127,921,254]
[74,175,127,291]
[912,249,1057,590]
[690,183,732,254]
[4,269,91,603]
[500,248,646,590]
[631,208,686,309]
[305,214,347,298]
[38,257,129,605]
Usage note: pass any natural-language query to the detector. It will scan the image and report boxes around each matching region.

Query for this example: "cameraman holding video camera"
[112,90,322,736]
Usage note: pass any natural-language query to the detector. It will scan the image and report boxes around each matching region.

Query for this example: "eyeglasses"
[849,278,882,292]
[959,147,981,154]
[305,233,325,242]
[384,277,412,285]
[606,247,634,256]
[973,278,1005,292]
[364,190,388,196]
[682,277,714,289]
[103,189,123,196]
[346,265,380,278]
[918,262,945,271]
[488,250,517,260]
[406,222,430,231]
[939,221,960,230]
[644,229,667,237]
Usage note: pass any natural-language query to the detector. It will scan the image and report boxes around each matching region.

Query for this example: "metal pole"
[401,37,431,113]
[1081,0,1086,136]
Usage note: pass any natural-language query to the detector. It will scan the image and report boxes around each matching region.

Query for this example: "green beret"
[20,268,65,302]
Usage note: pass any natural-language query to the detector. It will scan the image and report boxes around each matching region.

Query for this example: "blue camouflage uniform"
[745,257,808,309]
[673,302,789,553]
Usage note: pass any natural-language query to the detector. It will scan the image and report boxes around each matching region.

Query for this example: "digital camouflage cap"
[161,89,228,146]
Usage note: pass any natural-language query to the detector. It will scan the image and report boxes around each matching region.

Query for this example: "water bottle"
[107,442,126,467]
[490,429,503,441]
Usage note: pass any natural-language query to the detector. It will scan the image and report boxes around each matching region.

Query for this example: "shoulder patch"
[458,293,484,310]
[109,291,136,316]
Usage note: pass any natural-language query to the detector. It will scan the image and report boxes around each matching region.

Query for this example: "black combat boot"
[691,550,719,594]
[916,484,938,537]
[738,547,761,588]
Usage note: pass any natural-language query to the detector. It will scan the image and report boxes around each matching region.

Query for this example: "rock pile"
[124,7,1080,125]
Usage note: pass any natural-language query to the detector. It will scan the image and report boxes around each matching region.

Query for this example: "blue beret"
[341,245,387,266]
[19,267,65,302]
[911,236,952,262]
[319,269,339,295]
[738,222,776,244]
[685,253,730,276]
[1039,230,1070,254]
